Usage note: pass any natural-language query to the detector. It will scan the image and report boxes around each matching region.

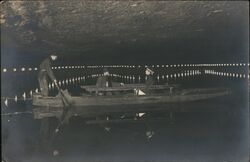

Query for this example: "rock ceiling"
[1,1,249,65]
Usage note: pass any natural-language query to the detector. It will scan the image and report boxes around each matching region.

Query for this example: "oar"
[55,84,72,107]
[54,83,73,133]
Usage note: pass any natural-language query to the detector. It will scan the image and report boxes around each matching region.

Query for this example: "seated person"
[96,68,125,95]
[138,67,155,95]
[145,67,155,86]
[96,68,112,95]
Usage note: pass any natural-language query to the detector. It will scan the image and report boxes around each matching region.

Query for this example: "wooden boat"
[32,84,230,120]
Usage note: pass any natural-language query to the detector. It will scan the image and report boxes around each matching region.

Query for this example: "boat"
[32,84,231,120]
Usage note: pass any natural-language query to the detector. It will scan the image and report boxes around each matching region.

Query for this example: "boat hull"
[32,88,230,119]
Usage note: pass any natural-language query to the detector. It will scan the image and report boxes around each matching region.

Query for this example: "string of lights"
[2,63,249,73]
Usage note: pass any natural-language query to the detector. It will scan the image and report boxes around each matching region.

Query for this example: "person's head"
[103,68,110,76]
[50,55,58,61]
[145,67,154,75]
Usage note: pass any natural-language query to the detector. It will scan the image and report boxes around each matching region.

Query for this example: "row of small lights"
[205,70,249,79]
[101,63,250,68]
[109,70,202,83]
[2,63,249,73]
[2,89,37,107]
[48,76,87,89]
[2,74,91,107]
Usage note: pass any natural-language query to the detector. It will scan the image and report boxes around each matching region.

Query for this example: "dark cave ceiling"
[1,1,249,65]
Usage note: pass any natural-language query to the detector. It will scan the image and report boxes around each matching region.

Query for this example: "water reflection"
[1,76,248,162]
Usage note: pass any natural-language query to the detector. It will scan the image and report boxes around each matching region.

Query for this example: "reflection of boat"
[32,84,230,119]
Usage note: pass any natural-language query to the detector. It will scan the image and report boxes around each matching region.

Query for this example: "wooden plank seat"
[80,84,180,92]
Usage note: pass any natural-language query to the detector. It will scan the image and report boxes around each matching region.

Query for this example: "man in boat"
[133,67,155,96]
[96,68,113,95]
[38,54,58,96]
[145,67,155,86]
[38,54,59,146]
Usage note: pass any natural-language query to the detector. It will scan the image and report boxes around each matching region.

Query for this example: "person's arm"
[45,60,57,82]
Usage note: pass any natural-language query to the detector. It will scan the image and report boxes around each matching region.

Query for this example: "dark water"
[1,77,249,162]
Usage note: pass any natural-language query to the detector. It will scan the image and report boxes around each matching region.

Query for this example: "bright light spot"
[138,113,145,117]
[22,92,26,100]
[13,68,17,72]
[3,68,7,72]
[4,99,8,107]
[21,67,25,71]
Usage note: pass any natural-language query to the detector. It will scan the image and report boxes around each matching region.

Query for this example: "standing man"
[38,54,59,150]
[38,54,58,96]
